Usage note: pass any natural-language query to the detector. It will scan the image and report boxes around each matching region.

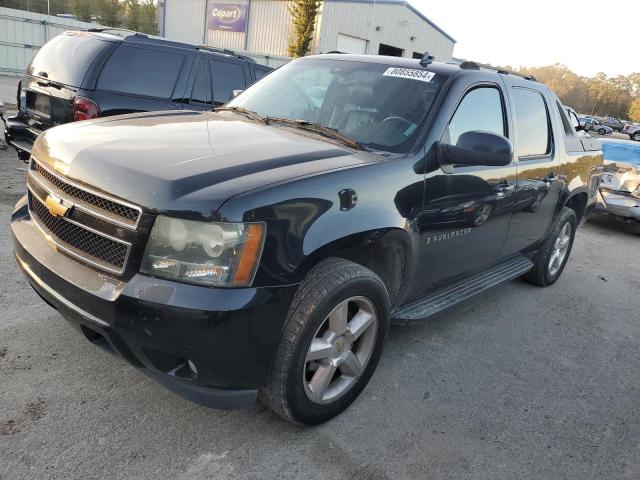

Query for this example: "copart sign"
[208,3,247,32]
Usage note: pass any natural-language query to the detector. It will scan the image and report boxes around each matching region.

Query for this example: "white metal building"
[159,0,455,64]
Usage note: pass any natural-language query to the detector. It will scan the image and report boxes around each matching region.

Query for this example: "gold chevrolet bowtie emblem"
[45,194,70,218]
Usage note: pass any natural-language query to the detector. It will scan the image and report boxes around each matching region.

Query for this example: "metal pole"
[202,0,209,44]
[47,0,50,16]
[243,0,251,51]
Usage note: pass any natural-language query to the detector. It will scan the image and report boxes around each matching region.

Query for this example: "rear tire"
[524,207,577,287]
[260,258,390,425]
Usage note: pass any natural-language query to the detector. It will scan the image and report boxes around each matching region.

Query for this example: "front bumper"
[11,197,297,409]
[595,188,640,221]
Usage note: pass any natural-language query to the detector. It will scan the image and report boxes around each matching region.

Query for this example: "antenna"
[420,51,434,67]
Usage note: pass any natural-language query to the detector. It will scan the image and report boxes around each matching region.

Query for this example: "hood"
[32,110,370,218]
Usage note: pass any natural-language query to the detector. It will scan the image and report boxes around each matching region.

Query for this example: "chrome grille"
[30,194,129,270]
[31,161,141,227]
[27,158,139,275]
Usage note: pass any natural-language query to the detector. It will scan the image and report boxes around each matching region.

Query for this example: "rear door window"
[512,88,551,158]
[210,59,247,105]
[189,60,212,108]
[98,45,185,99]
[27,34,111,87]
[253,65,272,81]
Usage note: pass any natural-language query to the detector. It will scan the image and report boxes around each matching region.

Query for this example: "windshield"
[227,58,443,152]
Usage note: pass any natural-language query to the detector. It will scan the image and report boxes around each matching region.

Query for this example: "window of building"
[378,44,403,57]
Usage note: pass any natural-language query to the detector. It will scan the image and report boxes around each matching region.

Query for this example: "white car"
[596,139,640,221]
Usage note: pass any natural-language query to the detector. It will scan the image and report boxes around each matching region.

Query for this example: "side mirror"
[438,131,513,168]
[584,121,593,132]
[231,89,244,100]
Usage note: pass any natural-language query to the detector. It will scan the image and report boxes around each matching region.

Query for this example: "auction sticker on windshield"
[383,67,435,83]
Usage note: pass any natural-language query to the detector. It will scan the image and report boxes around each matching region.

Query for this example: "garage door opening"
[336,34,368,54]
[378,43,403,57]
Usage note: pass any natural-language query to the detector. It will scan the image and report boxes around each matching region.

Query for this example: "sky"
[412,0,636,78]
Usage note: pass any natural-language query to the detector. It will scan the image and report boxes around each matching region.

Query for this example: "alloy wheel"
[548,222,572,276]
[473,204,493,226]
[303,296,378,405]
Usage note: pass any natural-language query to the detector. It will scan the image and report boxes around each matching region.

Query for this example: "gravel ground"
[0,75,18,110]
[0,145,639,480]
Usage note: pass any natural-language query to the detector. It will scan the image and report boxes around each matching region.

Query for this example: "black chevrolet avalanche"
[11,55,603,425]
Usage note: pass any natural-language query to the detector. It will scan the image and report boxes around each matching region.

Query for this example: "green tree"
[94,0,121,27]
[122,0,156,34]
[122,0,140,30]
[519,64,589,112]
[138,0,157,34]
[287,0,322,58]
[630,98,640,123]
[69,0,92,21]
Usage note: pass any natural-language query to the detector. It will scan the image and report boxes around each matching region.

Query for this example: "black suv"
[11,55,603,425]
[4,29,272,159]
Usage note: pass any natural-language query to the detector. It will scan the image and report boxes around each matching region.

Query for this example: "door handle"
[543,173,556,187]
[493,183,515,198]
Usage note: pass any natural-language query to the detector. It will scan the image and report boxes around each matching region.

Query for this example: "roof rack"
[84,27,147,37]
[459,61,479,70]
[497,68,537,82]
[197,46,255,62]
[457,60,537,82]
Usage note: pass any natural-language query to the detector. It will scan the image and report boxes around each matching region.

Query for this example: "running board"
[392,256,533,323]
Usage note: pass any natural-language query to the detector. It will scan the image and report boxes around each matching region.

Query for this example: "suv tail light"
[73,96,100,121]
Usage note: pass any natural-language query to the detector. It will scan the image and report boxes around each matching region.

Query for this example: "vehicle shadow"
[587,213,640,236]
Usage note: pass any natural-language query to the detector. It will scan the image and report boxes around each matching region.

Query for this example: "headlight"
[140,216,265,287]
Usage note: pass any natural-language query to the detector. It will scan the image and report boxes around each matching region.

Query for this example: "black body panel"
[11,55,603,408]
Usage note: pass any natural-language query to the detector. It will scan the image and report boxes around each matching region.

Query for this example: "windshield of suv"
[227,58,443,152]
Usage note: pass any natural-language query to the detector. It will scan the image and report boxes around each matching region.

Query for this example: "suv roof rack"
[459,61,480,70]
[457,60,537,82]
[85,27,146,37]
[197,46,255,62]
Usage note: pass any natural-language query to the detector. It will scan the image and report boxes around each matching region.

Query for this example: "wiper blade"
[214,106,266,124]
[266,117,362,149]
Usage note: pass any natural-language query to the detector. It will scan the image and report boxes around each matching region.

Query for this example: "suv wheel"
[633,132,640,142]
[524,207,577,287]
[260,258,390,425]
[598,128,606,135]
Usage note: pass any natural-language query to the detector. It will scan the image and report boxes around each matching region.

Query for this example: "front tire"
[524,207,577,287]
[260,258,390,425]
[598,128,606,135]
[633,132,640,142]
